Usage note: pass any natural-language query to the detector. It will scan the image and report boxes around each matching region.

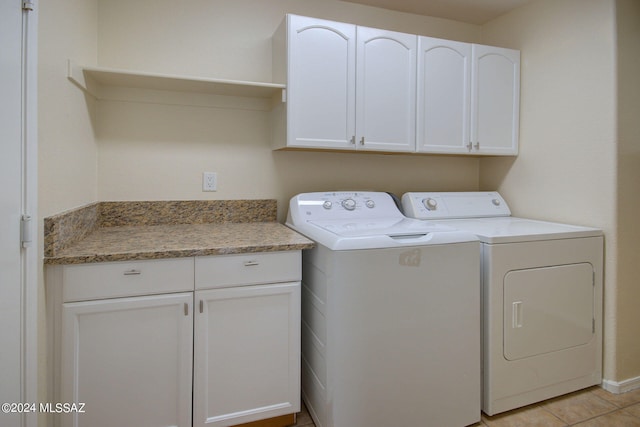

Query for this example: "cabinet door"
[416,37,471,154]
[61,293,193,427]
[287,15,356,149]
[471,44,520,155]
[356,27,416,152]
[194,282,301,427]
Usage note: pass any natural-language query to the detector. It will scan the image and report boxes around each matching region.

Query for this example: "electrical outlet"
[202,172,217,192]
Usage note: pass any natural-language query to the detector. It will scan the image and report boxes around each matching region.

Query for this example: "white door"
[287,15,356,149]
[0,2,24,422]
[193,283,301,427]
[471,44,520,155]
[356,27,416,152]
[416,37,471,154]
[61,293,194,427]
[1,2,37,426]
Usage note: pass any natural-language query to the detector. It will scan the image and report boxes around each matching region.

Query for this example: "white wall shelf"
[67,60,286,100]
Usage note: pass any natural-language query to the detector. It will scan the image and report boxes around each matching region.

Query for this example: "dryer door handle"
[512,301,523,328]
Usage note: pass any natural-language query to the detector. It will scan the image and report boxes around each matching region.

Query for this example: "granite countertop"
[44,200,314,265]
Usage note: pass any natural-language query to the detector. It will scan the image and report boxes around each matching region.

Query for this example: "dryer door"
[503,263,594,361]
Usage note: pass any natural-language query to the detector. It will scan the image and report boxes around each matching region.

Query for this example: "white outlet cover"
[203,172,217,191]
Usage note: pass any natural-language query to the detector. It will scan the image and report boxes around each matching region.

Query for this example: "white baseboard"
[601,376,640,394]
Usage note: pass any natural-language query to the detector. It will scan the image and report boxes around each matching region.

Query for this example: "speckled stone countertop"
[44,200,314,265]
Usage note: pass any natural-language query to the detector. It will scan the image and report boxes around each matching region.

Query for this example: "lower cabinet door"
[61,293,193,427]
[193,282,301,427]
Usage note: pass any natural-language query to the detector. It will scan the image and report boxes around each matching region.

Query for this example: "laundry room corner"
[479,0,640,391]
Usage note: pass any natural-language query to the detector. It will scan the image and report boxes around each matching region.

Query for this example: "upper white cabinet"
[274,14,520,156]
[471,44,520,155]
[273,15,356,150]
[417,38,520,155]
[417,37,472,154]
[272,15,417,152]
[356,27,417,152]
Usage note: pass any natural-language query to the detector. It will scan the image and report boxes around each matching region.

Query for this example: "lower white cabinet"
[193,283,301,426]
[48,252,302,427]
[61,293,194,427]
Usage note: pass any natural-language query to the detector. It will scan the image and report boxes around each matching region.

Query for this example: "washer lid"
[433,217,602,243]
[308,217,453,237]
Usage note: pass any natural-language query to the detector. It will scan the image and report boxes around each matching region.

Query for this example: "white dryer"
[402,191,603,415]
[287,192,481,427]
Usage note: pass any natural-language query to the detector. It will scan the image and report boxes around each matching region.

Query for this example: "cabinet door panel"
[287,15,356,149]
[417,37,471,153]
[194,282,301,426]
[61,293,193,427]
[356,27,416,152]
[472,44,520,155]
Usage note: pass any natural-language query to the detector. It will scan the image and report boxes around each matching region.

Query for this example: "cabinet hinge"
[22,0,35,11]
[21,215,33,248]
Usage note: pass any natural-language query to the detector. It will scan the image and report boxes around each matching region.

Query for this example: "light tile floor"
[292,386,640,426]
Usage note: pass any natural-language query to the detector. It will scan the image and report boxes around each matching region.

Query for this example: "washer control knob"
[365,200,375,209]
[342,198,357,211]
[322,201,332,210]
[423,198,438,211]
[492,198,501,206]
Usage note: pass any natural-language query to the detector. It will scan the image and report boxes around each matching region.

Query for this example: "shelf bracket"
[67,59,100,98]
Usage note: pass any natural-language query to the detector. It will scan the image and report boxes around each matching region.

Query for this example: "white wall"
[480,0,616,225]
[39,0,99,217]
[479,0,622,381]
[38,0,99,424]
[94,0,483,220]
[97,0,481,81]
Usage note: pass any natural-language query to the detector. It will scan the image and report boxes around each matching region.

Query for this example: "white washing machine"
[401,191,603,415]
[287,191,481,427]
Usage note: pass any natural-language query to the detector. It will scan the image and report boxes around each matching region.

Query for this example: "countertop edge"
[43,242,315,265]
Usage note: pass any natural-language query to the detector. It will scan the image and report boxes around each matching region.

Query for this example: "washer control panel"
[401,191,511,219]
[289,191,400,222]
